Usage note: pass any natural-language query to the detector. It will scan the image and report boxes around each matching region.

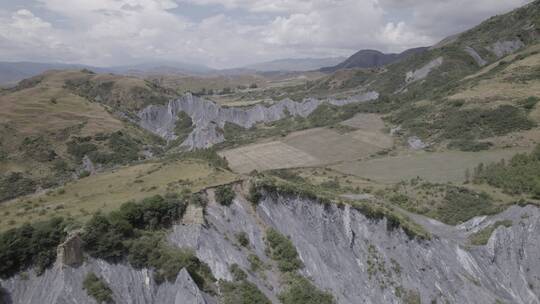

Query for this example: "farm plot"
[332,148,529,184]
[220,114,393,173]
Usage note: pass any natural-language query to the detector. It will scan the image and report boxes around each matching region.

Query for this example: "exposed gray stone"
[137,92,379,150]
[465,46,488,67]
[3,191,539,304]
[486,39,525,58]
[408,136,428,150]
[405,57,443,83]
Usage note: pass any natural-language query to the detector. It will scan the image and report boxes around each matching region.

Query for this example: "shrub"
[127,235,215,289]
[472,145,540,196]
[0,217,67,278]
[469,220,513,245]
[235,232,249,247]
[174,111,194,143]
[0,172,36,202]
[83,272,114,304]
[448,140,493,152]
[216,185,235,206]
[229,264,247,281]
[278,273,335,304]
[220,279,271,304]
[265,228,303,272]
[82,195,186,261]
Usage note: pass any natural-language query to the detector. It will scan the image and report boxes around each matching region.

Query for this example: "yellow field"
[0,159,239,231]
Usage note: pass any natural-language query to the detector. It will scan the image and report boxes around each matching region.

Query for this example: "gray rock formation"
[56,234,83,267]
[2,189,539,304]
[465,46,488,67]
[405,57,444,84]
[486,39,525,58]
[1,259,212,304]
[137,92,379,150]
[408,136,428,150]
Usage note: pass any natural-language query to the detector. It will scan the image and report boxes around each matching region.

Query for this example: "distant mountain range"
[0,61,214,86]
[320,47,429,73]
[0,50,426,86]
[242,57,346,72]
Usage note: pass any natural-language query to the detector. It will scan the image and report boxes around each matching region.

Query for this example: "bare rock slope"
[3,189,539,304]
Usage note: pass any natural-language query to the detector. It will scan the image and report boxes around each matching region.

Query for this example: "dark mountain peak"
[320,47,428,73]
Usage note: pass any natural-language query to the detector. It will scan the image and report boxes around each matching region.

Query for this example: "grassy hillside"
[0,70,165,203]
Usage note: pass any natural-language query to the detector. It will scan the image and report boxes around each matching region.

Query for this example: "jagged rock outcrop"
[137,92,379,150]
[464,46,488,67]
[56,234,83,267]
[1,259,214,304]
[2,189,539,304]
[405,57,444,84]
[486,39,525,58]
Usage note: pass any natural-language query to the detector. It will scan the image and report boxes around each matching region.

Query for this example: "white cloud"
[0,0,533,67]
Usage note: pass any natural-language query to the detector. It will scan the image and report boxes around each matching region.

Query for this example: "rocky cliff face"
[3,188,539,304]
[137,92,379,149]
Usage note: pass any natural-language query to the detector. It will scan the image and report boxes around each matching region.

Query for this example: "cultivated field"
[332,148,529,184]
[220,114,393,173]
[0,159,238,231]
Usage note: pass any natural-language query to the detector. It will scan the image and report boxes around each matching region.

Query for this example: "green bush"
[433,188,498,225]
[278,274,335,304]
[447,140,493,152]
[216,185,235,206]
[83,272,114,304]
[265,228,303,272]
[220,279,271,304]
[472,145,540,197]
[469,220,512,245]
[0,172,36,202]
[0,217,67,278]
[127,235,214,288]
[173,111,194,143]
[235,232,249,247]
[229,264,247,281]
[82,194,186,261]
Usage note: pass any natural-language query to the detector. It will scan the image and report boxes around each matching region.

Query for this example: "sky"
[0,0,533,68]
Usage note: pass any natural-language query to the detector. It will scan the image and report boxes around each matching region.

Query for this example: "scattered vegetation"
[215,185,235,206]
[472,145,540,197]
[173,111,194,144]
[83,272,114,304]
[265,228,303,272]
[81,194,187,261]
[469,220,513,245]
[388,182,500,225]
[220,264,271,304]
[278,273,335,304]
[0,217,68,278]
[235,232,250,247]
[0,172,36,202]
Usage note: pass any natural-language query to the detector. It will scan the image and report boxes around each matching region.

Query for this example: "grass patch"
[83,272,114,304]
[469,220,513,245]
[278,273,335,304]
[215,185,235,206]
[472,145,540,197]
[220,264,271,304]
[265,228,303,273]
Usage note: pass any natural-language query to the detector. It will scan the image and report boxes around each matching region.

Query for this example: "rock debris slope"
[3,190,539,304]
[137,92,379,149]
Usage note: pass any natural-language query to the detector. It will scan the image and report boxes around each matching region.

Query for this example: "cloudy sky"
[0,0,532,68]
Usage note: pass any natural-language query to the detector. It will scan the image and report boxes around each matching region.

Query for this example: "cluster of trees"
[83,272,114,304]
[215,185,235,206]
[220,264,271,304]
[0,217,68,278]
[80,194,215,289]
[471,145,540,197]
[81,194,187,261]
